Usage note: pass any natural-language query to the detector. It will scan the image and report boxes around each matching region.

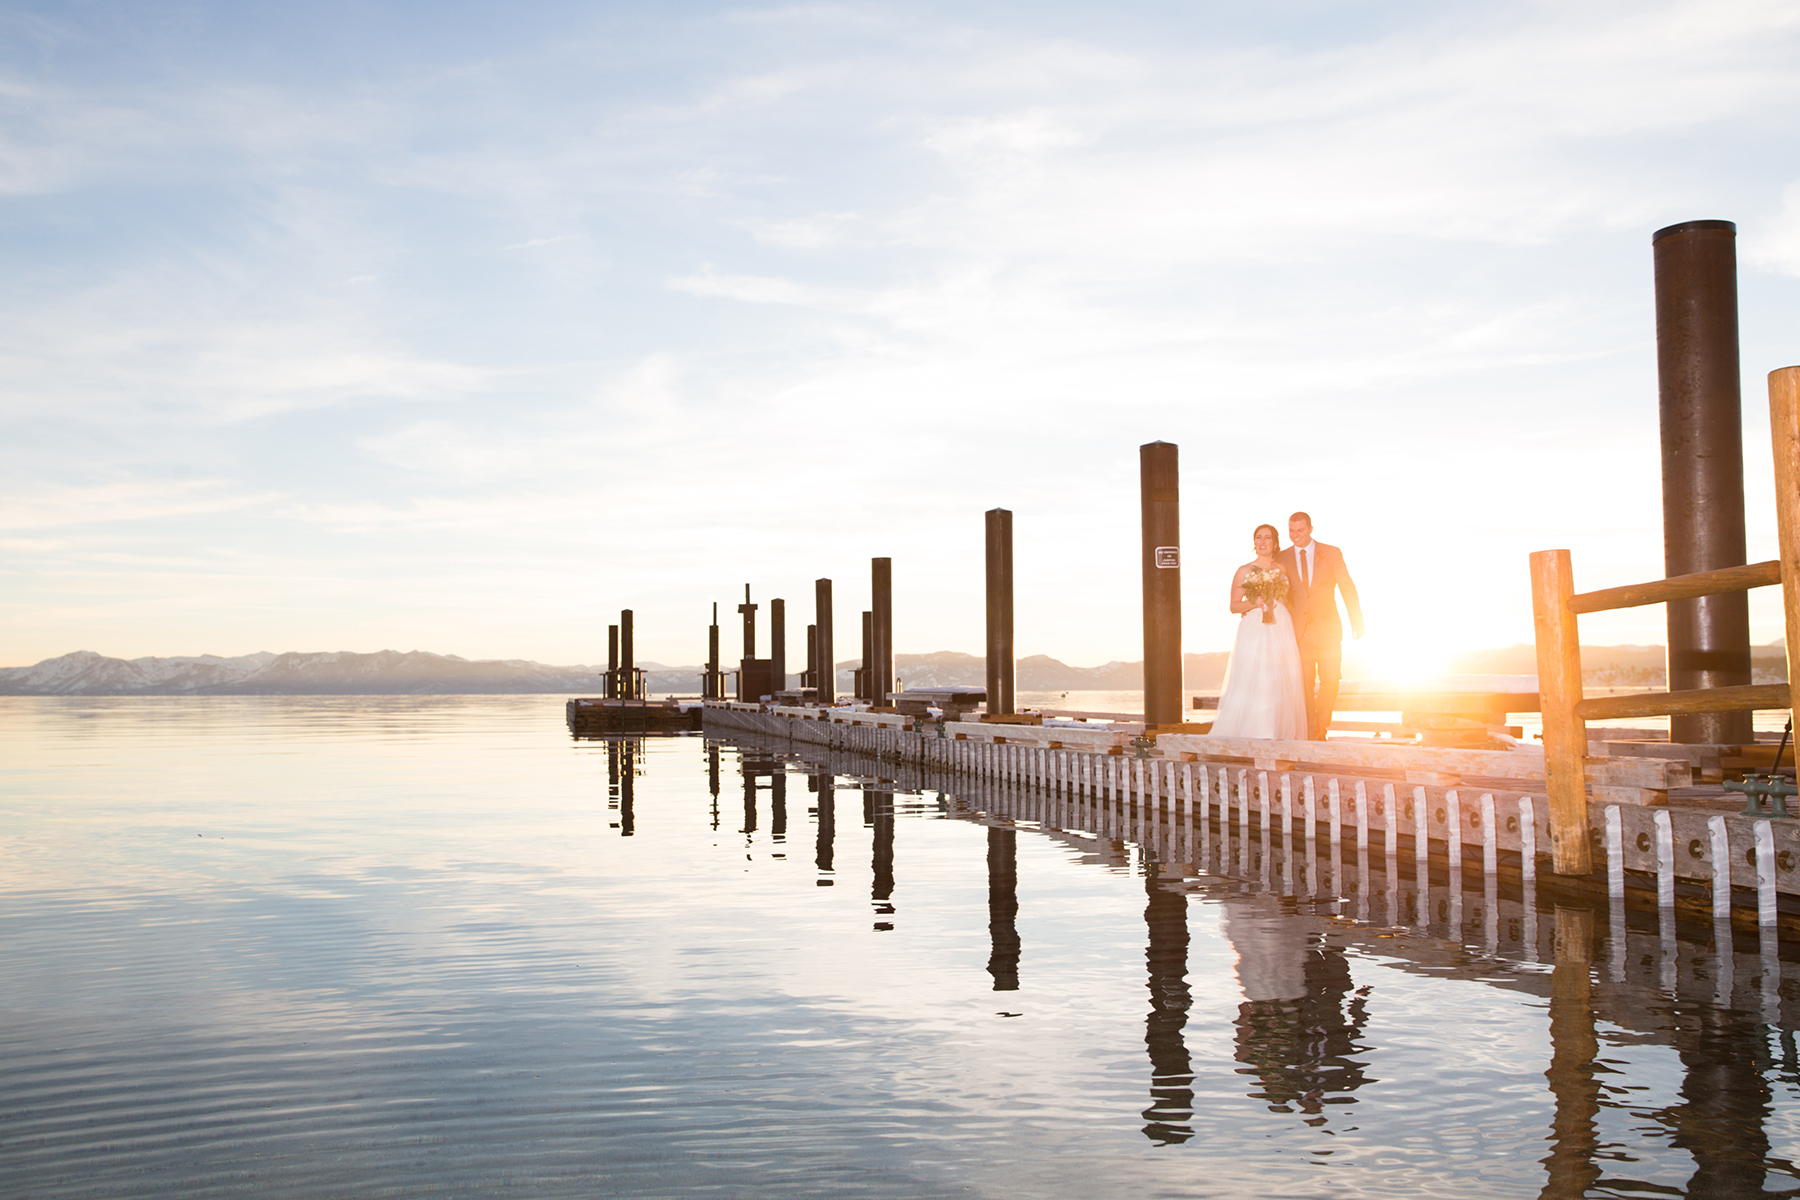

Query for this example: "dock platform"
[702,700,1800,934]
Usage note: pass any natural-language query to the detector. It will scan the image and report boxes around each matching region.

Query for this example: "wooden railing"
[1531,365,1800,876]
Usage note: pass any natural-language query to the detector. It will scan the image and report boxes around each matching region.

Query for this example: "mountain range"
[0,643,1787,696]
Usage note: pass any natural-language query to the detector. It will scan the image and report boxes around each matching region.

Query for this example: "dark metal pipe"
[620,609,636,700]
[1655,219,1752,744]
[706,603,720,701]
[860,610,874,702]
[607,624,619,699]
[815,578,834,706]
[738,584,757,661]
[771,598,786,697]
[805,624,818,691]
[1140,442,1183,727]
[986,508,1015,716]
[872,557,893,707]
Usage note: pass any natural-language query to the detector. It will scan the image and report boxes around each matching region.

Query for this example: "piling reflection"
[606,738,640,836]
[814,770,835,883]
[1142,863,1193,1144]
[1542,907,1601,1200]
[986,827,1020,992]
[1657,1008,1778,1197]
[870,787,895,930]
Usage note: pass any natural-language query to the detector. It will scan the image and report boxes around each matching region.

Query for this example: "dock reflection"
[674,735,1800,1190]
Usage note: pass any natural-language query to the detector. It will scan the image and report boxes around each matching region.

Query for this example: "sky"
[4,0,1800,678]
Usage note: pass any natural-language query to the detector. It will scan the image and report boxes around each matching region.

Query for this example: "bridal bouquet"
[1241,567,1288,624]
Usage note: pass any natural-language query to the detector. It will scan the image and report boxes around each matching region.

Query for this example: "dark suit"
[1277,540,1362,740]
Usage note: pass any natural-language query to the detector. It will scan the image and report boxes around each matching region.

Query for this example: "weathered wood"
[1575,683,1790,721]
[1769,366,1800,736]
[1569,560,1780,614]
[1532,548,1592,875]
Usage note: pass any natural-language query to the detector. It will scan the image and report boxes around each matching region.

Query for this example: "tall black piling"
[771,598,787,697]
[1655,220,1753,745]
[859,611,874,702]
[705,603,722,700]
[986,508,1015,717]
[805,624,818,692]
[607,624,619,699]
[1140,442,1183,727]
[872,558,893,707]
[620,609,636,700]
[815,578,834,706]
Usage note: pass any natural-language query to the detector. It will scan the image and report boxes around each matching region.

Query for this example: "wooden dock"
[703,700,1800,933]
[567,697,701,736]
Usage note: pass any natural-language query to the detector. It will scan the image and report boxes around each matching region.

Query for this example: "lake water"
[4,695,1799,1198]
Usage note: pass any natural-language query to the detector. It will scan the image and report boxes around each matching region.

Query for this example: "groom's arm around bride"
[1277,512,1364,741]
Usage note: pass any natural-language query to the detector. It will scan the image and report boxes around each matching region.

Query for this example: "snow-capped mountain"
[0,650,706,695]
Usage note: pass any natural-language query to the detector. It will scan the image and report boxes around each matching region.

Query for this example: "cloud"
[0,479,277,531]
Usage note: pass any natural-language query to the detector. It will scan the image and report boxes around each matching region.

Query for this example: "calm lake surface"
[3,695,1798,1198]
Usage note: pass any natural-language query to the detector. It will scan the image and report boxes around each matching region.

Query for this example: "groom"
[1278,512,1363,740]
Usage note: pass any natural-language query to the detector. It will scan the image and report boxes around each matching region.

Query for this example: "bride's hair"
[1253,523,1281,551]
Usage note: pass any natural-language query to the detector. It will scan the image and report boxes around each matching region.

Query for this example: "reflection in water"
[986,827,1020,992]
[1224,894,1369,1122]
[706,741,721,829]
[771,770,787,842]
[870,788,895,929]
[606,739,639,836]
[814,770,835,882]
[23,698,1800,1197]
[1659,1007,1778,1197]
[1141,863,1193,1145]
[1542,906,1600,1200]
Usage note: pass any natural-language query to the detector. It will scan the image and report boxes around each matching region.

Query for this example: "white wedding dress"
[1209,599,1309,740]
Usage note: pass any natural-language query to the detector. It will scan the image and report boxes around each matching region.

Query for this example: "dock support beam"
[1140,441,1183,728]
[771,598,787,697]
[816,578,834,706]
[1531,550,1592,875]
[986,508,1015,717]
[1769,366,1800,736]
[705,603,722,700]
[872,558,893,707]
[607,623,619,699]
[620,609,636,700]
[805,623,818,692]
[859,611,874,702]
[1655,219,1752,744]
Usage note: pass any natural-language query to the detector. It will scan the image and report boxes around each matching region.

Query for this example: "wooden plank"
[1569,560,1781,614]
[1532,548,1592,875]
[1574,683,1790,721]
[1770,365,1800,738]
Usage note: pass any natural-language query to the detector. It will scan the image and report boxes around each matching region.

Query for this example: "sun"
[1342,625,1455,684]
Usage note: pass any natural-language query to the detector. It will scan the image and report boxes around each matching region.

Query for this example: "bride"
[1209,524,1309,740]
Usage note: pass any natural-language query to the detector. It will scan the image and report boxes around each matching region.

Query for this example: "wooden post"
[1531,549,1592,875]
[985,508,1015,716]
[770,598,786,697]
[1768,366,1800,735]
[815,578,834,706]
[871,558,894,707]
[620,609,636,700]
[1139,441,1183,727]
[607,623,619,699]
